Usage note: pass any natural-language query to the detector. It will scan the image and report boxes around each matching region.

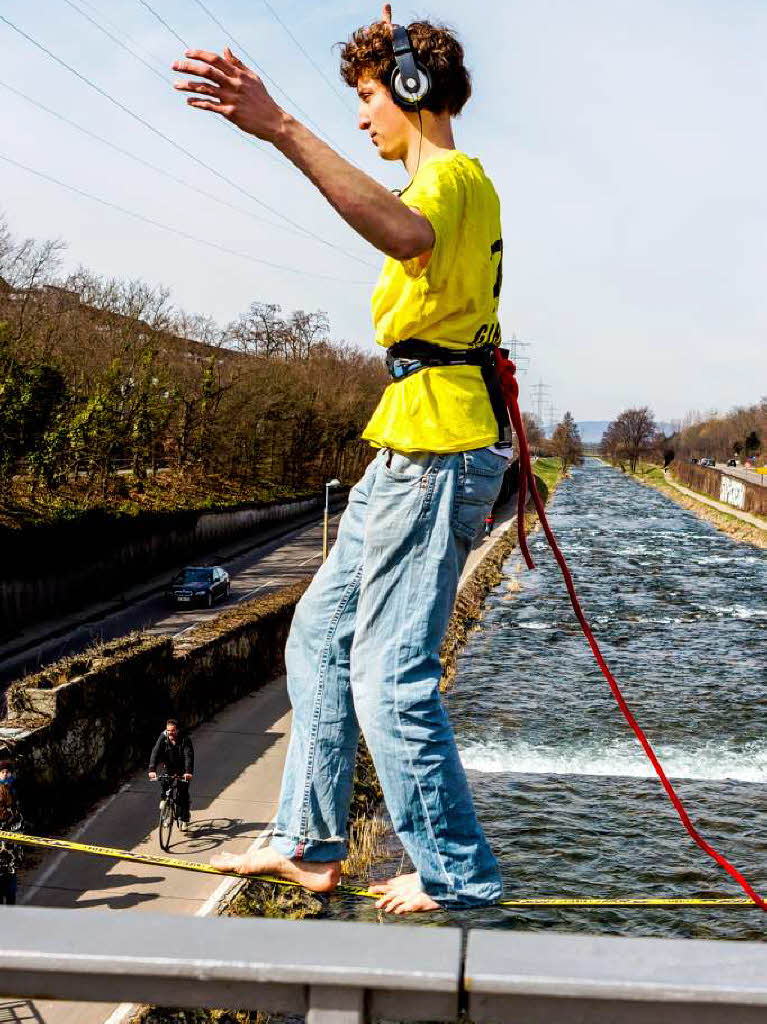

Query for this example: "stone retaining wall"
[672,462,767,515]
[1,580,309,826]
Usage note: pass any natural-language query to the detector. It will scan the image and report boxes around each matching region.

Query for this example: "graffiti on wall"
[720,475,746,509]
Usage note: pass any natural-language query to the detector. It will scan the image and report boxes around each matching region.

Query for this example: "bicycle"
[156,774,186,851]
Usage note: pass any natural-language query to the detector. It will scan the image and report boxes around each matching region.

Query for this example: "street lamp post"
[323,478,341,562]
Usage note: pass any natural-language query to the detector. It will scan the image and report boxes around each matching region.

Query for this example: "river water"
[331,459,767,939]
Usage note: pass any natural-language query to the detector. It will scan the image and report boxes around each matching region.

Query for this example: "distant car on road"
[690,457,699,464]
[699,457,716,467]
[727,458,738,467]
[167,566,230,608]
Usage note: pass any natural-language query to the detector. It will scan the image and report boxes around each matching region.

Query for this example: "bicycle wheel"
[158,798,174,851]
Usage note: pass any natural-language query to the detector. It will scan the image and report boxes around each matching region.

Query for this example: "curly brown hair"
[339,19,471,116]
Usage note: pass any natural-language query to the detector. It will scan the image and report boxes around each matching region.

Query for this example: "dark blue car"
[167,566,230,608]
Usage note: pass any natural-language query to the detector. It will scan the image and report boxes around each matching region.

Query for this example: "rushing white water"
[443,460,767,939]
[459,738,767,783]
[334,460,767,940]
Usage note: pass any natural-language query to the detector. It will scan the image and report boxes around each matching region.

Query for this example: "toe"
[309,869,339,894]
[374,891,397,911]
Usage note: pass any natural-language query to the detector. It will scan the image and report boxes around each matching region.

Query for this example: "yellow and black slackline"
[0,830,756,908]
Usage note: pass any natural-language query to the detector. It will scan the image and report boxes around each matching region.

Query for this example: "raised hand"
[172,47,284,140]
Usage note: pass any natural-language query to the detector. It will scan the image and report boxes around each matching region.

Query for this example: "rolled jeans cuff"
[426,882,504,909]
[269,831,347,863]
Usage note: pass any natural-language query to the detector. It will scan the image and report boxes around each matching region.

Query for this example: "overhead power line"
[0,152,375,287]
[139,0,356,161]
[259,0,355,115]
[129,0,373,261]
[136,0,188,49]
[75,0,301,189]
[67,0,292,176]
[77,0,169,69]
[131,0,299,183]
[0,13,376,270]
[61,0,168,86]
[0,80,318,244]
[188,0,359,165]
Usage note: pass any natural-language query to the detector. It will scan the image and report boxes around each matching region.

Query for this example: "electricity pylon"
[530,379,551,431]
[506,333,531,373]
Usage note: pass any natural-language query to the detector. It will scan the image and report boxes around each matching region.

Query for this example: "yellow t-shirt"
[362,150,503,453]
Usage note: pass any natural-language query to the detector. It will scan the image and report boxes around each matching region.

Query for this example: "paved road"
[0,510,341,688]
[2,502,520,1024]
[711,461,767,487]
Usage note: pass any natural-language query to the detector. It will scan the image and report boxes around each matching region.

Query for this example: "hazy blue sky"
[2,0,765,422]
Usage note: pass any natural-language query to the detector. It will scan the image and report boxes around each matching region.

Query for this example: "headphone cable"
[398,105,424,200]
[415,105,424,178]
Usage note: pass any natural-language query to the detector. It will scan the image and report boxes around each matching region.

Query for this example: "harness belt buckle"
[386,352,425,381]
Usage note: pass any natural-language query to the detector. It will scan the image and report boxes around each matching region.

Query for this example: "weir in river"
[336,458,767,939]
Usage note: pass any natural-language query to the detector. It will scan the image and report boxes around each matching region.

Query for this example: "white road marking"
[19,784,130,905]
[237,582,271,603]
[172,621,201,637]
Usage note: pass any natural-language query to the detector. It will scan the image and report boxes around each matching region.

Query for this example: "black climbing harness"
[386,338,514,447]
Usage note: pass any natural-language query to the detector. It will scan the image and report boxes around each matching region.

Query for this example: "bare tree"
[551,411,583,471]
[228,301,286,358]
[671,399,763,464]
[284,309,330,360]
[601,407,656,472]
[0,226,66,347]
[521,411,544,455]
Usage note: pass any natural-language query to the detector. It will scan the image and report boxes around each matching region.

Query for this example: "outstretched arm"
[171,49,434,260]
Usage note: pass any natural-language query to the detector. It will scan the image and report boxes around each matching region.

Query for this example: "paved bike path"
[7,676,291,1024]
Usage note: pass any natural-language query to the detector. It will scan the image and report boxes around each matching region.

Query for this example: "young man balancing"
[173,5,509,913]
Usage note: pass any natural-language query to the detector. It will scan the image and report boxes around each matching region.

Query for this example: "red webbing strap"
[497,351,766,910]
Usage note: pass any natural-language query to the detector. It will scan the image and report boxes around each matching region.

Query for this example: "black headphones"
[390,24,431,109]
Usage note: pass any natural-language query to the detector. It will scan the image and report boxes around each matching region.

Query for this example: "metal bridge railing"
[3,907,767,1023]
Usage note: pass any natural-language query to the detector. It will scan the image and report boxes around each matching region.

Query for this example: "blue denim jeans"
[270,448,506,907]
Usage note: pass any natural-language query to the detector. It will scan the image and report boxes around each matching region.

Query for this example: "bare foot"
[369,871,421,896]
[369,872,441,914]
[210,847,340,894]
[374,888,441,914]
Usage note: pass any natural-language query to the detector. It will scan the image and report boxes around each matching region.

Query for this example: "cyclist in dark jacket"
[0,759,23,905]
[148,720,194,827]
